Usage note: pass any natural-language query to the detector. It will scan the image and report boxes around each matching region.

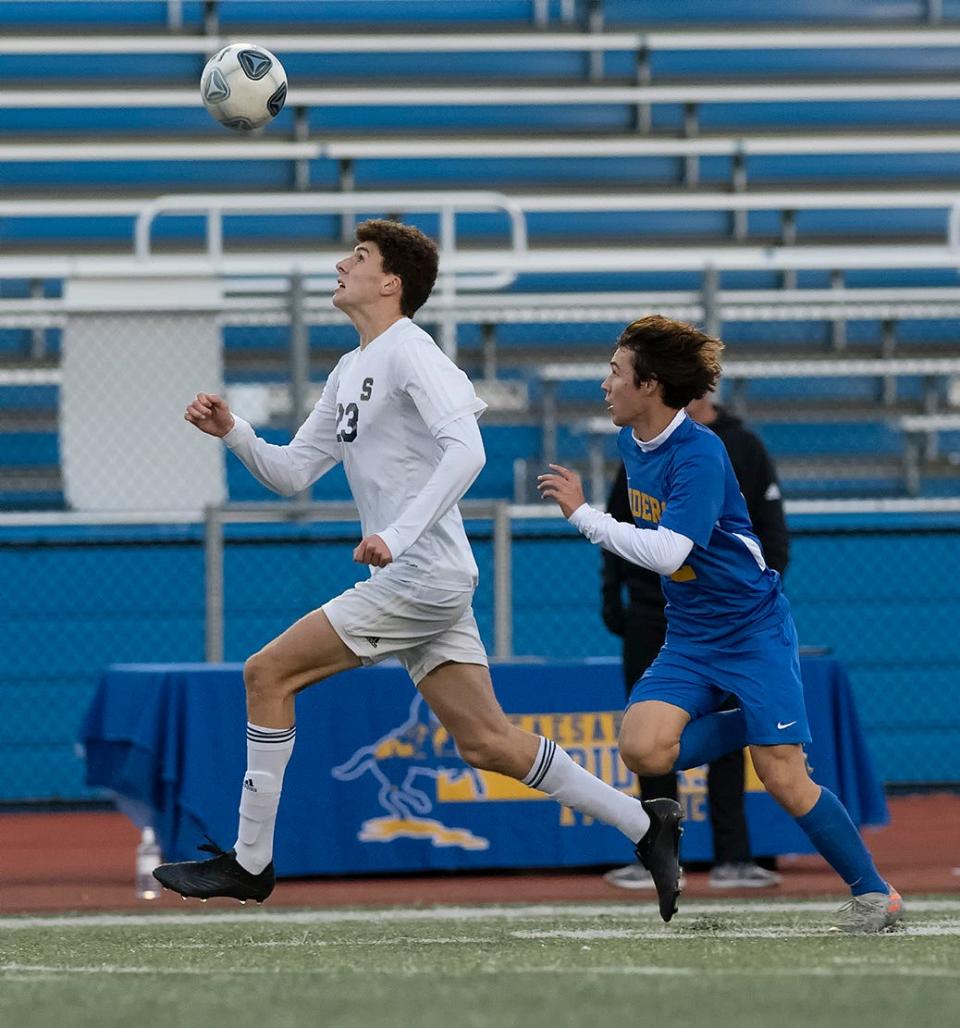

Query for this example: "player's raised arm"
[538,464,694,576]
[190,364,343,498]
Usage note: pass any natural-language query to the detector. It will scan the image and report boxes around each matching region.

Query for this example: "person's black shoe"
[153,838,275,903]
[634,798,683,923]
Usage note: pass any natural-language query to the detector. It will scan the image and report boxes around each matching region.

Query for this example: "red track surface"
[2,794,958,914]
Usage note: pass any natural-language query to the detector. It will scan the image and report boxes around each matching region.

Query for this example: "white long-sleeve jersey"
[223,317,488,586]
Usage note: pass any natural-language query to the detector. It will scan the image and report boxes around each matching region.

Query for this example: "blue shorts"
[627,615,812,746]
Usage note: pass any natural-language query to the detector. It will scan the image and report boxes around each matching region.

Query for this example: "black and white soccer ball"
[200,43,287,131]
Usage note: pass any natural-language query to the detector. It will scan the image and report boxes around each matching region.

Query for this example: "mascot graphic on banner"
[331,693,491,850]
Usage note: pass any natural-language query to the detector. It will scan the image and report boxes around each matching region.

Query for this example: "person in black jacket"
[601,394,789,890]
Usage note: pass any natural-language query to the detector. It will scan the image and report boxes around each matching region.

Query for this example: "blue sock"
[673,708,747,771]
[795,787,887,896]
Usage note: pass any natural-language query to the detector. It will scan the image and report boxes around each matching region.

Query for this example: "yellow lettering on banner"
[508,711,619,749]
[678,767,708,822]
[436,709,638,824]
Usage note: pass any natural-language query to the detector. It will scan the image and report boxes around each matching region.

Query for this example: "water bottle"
[135,827,162,900]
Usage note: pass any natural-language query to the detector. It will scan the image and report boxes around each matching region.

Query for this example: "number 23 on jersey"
[335,377,373,442]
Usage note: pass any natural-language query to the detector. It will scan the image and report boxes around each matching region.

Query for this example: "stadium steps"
[6,127,960,188]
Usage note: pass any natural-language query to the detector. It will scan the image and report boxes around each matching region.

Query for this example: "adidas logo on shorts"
[366,636,381,648]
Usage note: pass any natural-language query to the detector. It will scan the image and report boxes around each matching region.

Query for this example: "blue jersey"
[617,413,786,646]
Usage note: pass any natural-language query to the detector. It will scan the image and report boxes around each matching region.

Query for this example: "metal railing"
[130,190,527,266]
[7,80,960,111]
[5,129,960,162]
[4,25,958,55]
[201,502,516,662]
[6,187,960,272]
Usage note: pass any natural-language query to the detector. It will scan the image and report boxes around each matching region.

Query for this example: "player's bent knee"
[755,766,791,802]
[634,750,677,777]
[619,736,676,777]
[751,750,805,803]
[243,651,290,702]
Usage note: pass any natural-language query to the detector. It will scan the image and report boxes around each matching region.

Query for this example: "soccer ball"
[200,43,287,131]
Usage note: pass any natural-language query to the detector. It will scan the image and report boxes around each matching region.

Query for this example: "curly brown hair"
[616,315,724,410]
[355,219,439,317]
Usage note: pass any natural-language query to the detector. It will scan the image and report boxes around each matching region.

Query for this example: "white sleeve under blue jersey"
[568,504,694,575]
[611,414,787,646]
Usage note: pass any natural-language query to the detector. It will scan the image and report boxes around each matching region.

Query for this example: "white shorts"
[322,565,489,685]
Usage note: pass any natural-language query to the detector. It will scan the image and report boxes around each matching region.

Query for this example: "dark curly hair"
[355,219,439,317]
[616,315,724,410]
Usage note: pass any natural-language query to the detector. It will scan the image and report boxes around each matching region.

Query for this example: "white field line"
[141,935,488,949]
[531,966,960,979]
[2,899,959,930]
[513,923,960,939]
[140,924,960,945]
[4,962,960,981]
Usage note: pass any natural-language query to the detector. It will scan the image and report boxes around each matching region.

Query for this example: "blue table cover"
[82,657,888,875]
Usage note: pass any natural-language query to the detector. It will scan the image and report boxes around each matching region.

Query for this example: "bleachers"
[1,0,960,508]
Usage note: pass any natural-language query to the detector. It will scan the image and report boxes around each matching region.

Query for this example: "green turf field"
[2,899,959,1028]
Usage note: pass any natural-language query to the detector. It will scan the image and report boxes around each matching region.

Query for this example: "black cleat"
[634,798,683,923]
[153,838,275,903]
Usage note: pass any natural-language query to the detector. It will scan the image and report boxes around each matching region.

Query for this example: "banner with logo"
[84,658,887,874]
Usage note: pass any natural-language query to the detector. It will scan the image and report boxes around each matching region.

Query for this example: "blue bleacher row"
[8,154,960,194]
[5,102,960,138]
[9,160,960,201]
[3,422,959,511]
[1,0,958,29]
[2,45,959,84]
[4,207,960,246]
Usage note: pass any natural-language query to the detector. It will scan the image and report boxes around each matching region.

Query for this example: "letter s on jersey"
[360,377,374,401]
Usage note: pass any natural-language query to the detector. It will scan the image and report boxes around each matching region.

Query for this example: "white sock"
[234,722,295,875]
[522,736,650,843]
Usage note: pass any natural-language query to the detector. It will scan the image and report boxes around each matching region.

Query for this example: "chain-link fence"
[3,511,960,801]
